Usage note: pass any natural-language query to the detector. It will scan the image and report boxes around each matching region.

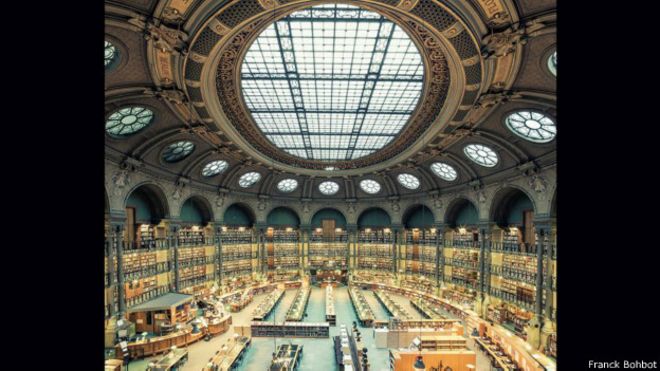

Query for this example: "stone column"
[392,225,403,275]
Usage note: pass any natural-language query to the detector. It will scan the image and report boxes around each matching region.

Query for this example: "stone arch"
[310,208,348,228]
[123,181,171,223]
[402,204,435,229]
[444,197,479,227]
[489,186,537,227]
[179,194,214,226]
[357,207,392,228]
[223,203,256,227]
[266,206,301,227]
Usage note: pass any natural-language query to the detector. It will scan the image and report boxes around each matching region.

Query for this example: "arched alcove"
[445,198,478,228]
[223,203,256,227]
[125,183,169,224]
[266,207,300,227]
[311,208,347,229]
[402,204,435,229]
[180,196,214,226]
[490,187,536,228]
[357,207,391,228]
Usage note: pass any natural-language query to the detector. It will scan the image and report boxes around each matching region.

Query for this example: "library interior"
[104,0,556,370]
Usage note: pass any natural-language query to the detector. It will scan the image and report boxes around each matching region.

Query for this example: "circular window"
[505,111,556,143]
[105,106,154,137]
[360,179,381,194]
[162,141,195,163]
[430,162,457,181]
[277,178,299,192]
[238,172,261,188]
[464,144,498,167]
[319,181,340,195]
[201,160,229,177]
[397,173,420,190]
[105,40,119,68]
[547,51,557,77]
[240,4,424,161]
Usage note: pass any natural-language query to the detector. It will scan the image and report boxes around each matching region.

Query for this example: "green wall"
[358,208,391,228]
[404,205,435,228]
[224,204,253,226]
[180,199,205,225]
[267,207,300,227]
[311,208,347,228]
[505,193,534,225]
[126,191,153,223]
[455,202,478,226]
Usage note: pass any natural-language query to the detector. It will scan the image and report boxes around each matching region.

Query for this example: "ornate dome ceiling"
[105,0,556,200]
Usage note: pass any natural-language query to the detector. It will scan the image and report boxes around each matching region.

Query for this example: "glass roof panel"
[241,3,424,161]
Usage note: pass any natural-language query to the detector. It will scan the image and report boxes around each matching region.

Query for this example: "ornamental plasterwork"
[111,169,131,196]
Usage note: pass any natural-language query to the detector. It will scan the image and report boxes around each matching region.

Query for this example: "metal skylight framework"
[241,4,424,161]
[397,173,420,189]
[163,141,195,163]
[430,162,457,181]
[319,181,340,195]
[464,144,498,167]
[359,179,381,194]
[202,160,229,177]
[505,111,556,143]
[277,178,299,192]
[238,172,261,188]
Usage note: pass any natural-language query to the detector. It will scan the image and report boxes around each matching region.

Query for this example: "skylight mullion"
[346,16,396,160]
[274,18,313,159]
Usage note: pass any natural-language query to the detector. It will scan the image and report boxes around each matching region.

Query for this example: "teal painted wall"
[311,209,347,228]
[505,193,534,225]
[455,202,478,226]
[224,204,253,226]
[358,208,391,228]
[404,206,435,228]
[126,191,153,222]
[181,199,204,225]
[267,207,300,227]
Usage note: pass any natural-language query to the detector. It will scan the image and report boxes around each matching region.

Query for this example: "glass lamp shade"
[413,355,426,371]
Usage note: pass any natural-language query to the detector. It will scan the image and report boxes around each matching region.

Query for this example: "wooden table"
[474,337,516,370]
[148,348,188,371]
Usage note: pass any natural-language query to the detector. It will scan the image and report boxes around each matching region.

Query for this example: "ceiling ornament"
[128,17,188,54]
[111,170,131,196]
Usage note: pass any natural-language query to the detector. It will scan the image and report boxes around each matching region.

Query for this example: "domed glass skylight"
[319,181,340,195]
[105,106,154,137]
[505,110,556,143]
[238,172,261,188]
[163,141,195,163]
[277,178,299,192]
[241,4,424,161]
[464,144,498,167]
[359,179,381,194]
[430,162,457,181]
[201,160,229,177]
[397,173,420,190]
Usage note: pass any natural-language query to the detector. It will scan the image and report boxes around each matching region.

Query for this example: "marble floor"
[127,286,494,370]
